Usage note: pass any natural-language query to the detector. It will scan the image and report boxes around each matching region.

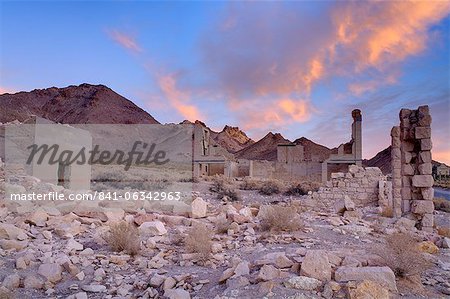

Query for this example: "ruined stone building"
[1,116,92,190]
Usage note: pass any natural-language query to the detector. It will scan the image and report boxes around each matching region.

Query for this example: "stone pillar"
[351,109,362,164]
[391,126,402,217]
[391,105,434,230]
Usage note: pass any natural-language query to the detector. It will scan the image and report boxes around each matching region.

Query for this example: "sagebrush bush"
[284,184,308,196]
[259,180,282,195]
[104,221,140,256]
[210,177,240,201]
[375,233,431,278]
[380,206,394,218]
[259,205,302,232]
[185,223,213,260]
[215,217,231,234]
[433,198,450,213]
[239,178,262,190]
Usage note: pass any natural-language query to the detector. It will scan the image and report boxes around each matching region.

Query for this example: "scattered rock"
[81,284,107,293]
[300,250,332,281]
[349,280,389,299]
[23,275,44,289]
[418,241,439,254]
[2,274,20,290]
[0,223,26,240]
[335,266,397,291]
[257,265,280,281]
[38,263,63,283]
[138,221,167,237]
[190,197,207,218]
[67,238,84,251]
[164,288,191,299]
[284,276,322,291]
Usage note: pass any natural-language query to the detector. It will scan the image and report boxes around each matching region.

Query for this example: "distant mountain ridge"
[0,83,159,124]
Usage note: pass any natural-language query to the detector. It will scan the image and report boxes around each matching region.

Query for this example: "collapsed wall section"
[390,105,434,231]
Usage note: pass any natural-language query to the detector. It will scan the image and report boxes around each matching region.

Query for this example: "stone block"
[402,200,410,213]
[412,175,433,187]
[400,109,412,120]
[391,148,401,160]
[335,266,397,291]
[390,126,400,138]
[401,188,411,200]
[421,213,434,227]
[402,176,411,187]
[300,250,332,281]
[411,200,434,215]
[420,139,432,151]
[391,137,401,148]
[421,187,434,200]
[403,152,413,164]
[415,127,431,139]
[403,164,414,176]
[418,105,429,115]
[418,114,432,127]
[418,163,432,175]
[401,141,414,152]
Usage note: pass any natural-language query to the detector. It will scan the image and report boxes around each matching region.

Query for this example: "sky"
[1,1,449,164]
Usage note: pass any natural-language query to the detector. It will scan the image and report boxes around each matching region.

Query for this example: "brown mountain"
[235,132,291,161]
[363,146,392,174]
[293,137,333,162]
[213,125,255,153]
[363,146,447,174]
[0,83,159,124]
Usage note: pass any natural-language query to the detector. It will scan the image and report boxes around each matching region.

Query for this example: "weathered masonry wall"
[312,165,385,207]
[390,105,434,231]
[249,160,322,181]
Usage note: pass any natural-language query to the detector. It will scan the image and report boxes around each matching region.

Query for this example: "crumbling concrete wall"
[312,165,385,207]
[390,105,434,230]
[249,160,322,181]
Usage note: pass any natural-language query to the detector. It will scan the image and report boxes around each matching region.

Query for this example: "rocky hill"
[0,83,159,124]
[212,125,254,153]
[293,137,333,162]
[235,132,291,161]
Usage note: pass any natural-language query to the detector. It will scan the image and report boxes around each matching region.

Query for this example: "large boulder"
[284,276,322,291]
[335,267,397,291]
[38,263,63,283]
[138,221,167,237]
[349,280,389,299]
[190,197,207,218]
[300,250,332,281]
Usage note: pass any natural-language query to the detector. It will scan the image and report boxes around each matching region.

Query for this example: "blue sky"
[1,1,449,163]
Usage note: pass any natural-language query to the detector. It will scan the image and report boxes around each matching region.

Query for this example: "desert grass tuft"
[184,223,213,260]
[103,221,140,256]
[259,205,302,232]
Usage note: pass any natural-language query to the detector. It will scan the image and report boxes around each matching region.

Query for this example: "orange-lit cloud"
[229,98,313,132]
[348,74,398,96]
[331,1,450,70]
[108,29,142,53]
[157,74,203,122]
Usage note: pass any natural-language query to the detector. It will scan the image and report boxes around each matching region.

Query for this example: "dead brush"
[0,288,14,299]
[210,177,240,201]
[380,206,394,218]
[215,217,231,234]
[437,227,450,238]
[239,177,262,190]
[103,221,141,256]
[184,223,213,260]
[259,180,283,195]
[433,197,450,213]
[259,205,302,232]
[374,232,432,278]
[284,181,321,196]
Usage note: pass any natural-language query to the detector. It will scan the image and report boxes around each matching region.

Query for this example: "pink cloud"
[107,29,142,53]
[157,74,204,122]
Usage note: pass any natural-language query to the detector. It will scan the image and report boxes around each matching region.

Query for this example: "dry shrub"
[104,221,140,256]
[437,227,450,238]
[210,177,240,201]
[259,180,282,195]
[215,218,231,234]
[433,197,450,213]
[380,206,394,218]
[0,288,13,299]
[259,205,302,232]
[284,184,308,196]
[239,177,262,190]
[185,223,213,260]
[375,233,432,278]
